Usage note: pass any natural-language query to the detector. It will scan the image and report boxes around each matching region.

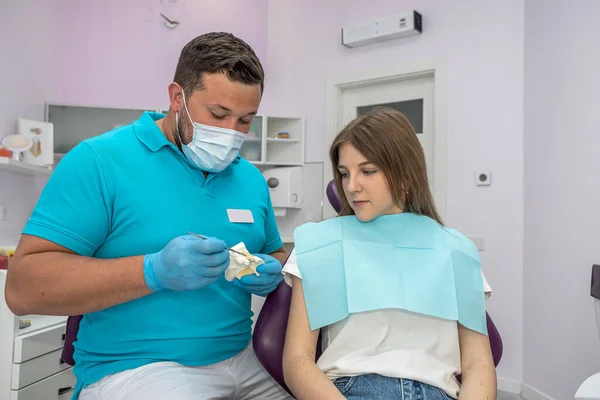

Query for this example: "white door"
[341,75,434,184]
[324,74,436,217]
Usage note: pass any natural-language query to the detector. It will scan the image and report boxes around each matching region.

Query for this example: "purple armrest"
[252,282,294,394]
[487,312,503,367]
[61,314,82,366]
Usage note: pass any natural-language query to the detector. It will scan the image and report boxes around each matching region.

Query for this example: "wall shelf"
[41,105,306,169]
[266,138,301,143]
[239,115,305,166]
[0,158,53,177]
[252,161,303,167]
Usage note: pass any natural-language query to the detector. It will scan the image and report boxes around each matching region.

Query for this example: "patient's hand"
[233,253,283,296]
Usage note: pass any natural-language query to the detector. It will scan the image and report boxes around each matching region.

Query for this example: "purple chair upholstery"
[252,180,503,393]
[61,314,82,366]
[326,179,343,214]
[486,313,503,367]
[252,281,294,393]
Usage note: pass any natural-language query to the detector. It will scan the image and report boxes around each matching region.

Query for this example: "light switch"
[0,205,5,220]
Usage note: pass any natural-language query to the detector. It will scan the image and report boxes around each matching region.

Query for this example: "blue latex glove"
[143,235,230,292]
[233,253,284,297]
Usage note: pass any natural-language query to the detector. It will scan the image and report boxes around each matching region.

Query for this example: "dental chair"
[251,180,504,395]
[61,180,504,396]
[574,264,600,400]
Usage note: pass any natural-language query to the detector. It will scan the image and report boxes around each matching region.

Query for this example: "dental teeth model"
[225,242,265,282]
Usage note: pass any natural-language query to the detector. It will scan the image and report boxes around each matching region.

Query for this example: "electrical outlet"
[475,171,492,186]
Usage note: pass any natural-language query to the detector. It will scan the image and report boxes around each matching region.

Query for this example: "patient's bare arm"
[457,323,497,400]
[282,276,345,400]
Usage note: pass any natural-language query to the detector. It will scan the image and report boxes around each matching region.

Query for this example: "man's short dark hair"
[173,32,264,95]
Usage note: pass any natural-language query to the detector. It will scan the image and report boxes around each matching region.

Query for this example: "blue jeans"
[333,374,452,399]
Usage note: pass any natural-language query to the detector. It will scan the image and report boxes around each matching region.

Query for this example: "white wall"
[263,0,525,384]
[0,1,63,139]
[0,1,63,236]
[0,173,45,238]
[524,0,600,398]
[54,0,269,111]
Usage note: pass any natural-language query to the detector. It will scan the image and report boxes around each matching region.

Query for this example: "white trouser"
[78,345,291,400]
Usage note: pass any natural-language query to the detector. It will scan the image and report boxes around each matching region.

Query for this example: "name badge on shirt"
[227,209,254,224]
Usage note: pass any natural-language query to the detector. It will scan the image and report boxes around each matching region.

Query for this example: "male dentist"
[6,32,290,400]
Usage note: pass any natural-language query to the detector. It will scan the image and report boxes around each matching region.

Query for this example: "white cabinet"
[44,104,306,169]
[239,115,305,166]
[45,104,152,157]
[0,271,75,400]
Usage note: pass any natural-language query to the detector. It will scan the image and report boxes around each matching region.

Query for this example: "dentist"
[5,32,289,400]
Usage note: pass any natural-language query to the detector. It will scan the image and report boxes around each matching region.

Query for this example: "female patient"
[282,109,497,399]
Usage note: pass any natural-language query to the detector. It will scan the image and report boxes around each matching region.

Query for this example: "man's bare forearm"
[6,251,151,316]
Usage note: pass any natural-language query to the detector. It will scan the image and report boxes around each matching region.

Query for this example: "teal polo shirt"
[22,112,283,398]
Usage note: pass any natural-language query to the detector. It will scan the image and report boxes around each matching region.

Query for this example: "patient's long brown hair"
[329,108,443,225]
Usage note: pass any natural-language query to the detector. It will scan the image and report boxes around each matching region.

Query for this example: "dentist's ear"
[167,82,184,112]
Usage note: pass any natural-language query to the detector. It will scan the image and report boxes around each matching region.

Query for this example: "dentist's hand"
[233,253,284,296]
[143,235,230,292]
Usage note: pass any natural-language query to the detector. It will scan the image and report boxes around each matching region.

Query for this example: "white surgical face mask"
[176,90,246,173]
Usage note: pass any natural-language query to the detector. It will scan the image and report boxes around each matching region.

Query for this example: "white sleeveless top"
[282,248,492,399]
